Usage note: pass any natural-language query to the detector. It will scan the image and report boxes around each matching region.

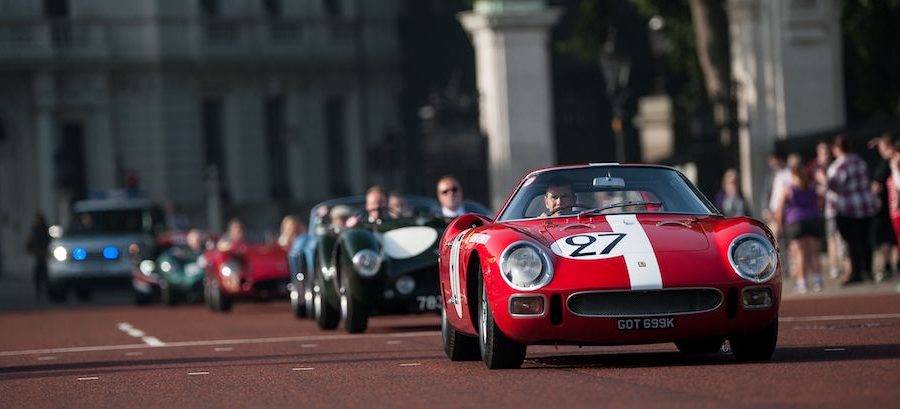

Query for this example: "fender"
[336,228,387,306]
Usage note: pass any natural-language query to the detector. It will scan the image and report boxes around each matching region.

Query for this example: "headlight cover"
[221,261,240,278]
[499,241,554,290]
[52,246,68,262]
[728,234,778,283]
[352,249,382,277]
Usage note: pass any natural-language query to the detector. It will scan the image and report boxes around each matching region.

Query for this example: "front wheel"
[290,287,306,318]
[442,305,480,361]
[160,279,176,307]
[478,277,526,369]
[730,320,778,362]
[208,278,232,312]
[314,274,339,330]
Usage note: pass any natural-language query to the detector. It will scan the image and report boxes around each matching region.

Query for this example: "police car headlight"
[500,242,553,290]
[729,234,778,283]
[352,249,382,277]
[139,260,156,276]
[52,246,68,262]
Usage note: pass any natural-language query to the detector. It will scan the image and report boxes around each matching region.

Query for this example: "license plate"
[617,317,675,330]
[416,295,441,311]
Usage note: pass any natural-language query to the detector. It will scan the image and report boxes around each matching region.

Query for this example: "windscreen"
[497,166,717,221]
[68,208,157,235]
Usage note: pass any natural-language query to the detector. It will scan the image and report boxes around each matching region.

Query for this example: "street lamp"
[598,28,631,163]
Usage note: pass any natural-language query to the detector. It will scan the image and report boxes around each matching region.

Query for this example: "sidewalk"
[782,271,900,300]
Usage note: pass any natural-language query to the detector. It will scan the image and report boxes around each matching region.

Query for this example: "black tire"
[340,290,368,334]
[478,276,526,369]
[730,319,778,362]
[290,287,306,318]
[314,274,340,330]
[442,305,480,361]
[203,278,214,310]
[160,279,176,307]
[675,337,724,354]
[339,257,369,334]
[209,278,232,312]
[133,291,152,305]
[47,285,67,303]
[75,289,92,301]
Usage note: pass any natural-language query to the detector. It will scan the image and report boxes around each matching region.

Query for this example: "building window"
[201,98,225,185]
[323,0,341,18]
[263,0,281,17]
[325,97,349,197]
[199,0,220,17]
[56,122,86,200]
[265,95,289,200]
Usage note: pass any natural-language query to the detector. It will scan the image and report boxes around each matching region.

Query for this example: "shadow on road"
[526,343,900,369]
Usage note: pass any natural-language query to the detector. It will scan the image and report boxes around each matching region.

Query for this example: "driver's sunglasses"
[441,187,459,195]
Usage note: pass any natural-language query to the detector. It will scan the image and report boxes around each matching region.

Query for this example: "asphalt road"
[1,292,900,409]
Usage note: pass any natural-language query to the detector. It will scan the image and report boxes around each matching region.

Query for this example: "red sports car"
[438,164,781,369]
[203,242,290,312]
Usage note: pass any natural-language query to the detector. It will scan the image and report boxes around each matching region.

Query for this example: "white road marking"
[124,352,144,357]
[116,322,166,347]
[37,356,57,361]
[824,348,847,352]
[291,367,315,371]
[214,347,233,352]
[301,344,318,348]
[386,340,402,345]
[0,331,438,357]
[77,377,99,381]
[187,372,209,376]
[779,313,900,322]
[399,363,421,367]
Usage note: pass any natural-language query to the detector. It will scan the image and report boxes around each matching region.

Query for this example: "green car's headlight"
[352,249,382,277]
[500,242,553,290]
[728,234,778,282]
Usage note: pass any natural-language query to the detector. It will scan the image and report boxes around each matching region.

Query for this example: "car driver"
[540,177,575,217]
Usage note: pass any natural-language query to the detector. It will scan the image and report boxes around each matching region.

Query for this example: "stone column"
[459,0,561,210]
[33,73,57,221]
[89,73,117,191]
[728,0,844,215]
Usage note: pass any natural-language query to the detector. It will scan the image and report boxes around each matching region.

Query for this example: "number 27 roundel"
[549,233,630,260]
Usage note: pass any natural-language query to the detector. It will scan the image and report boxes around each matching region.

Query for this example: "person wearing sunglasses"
[436,175,469,218]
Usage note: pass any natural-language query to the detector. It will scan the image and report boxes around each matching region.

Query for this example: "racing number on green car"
[565,233,626,257]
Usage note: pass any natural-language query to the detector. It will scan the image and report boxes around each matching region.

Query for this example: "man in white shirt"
[436,175,466,218]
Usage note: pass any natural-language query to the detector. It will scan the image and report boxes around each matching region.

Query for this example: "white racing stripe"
[606,214,663,290]
[77,377,99,381]
[0,331,440,357]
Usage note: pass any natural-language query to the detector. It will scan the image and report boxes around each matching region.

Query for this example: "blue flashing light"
[103,247,120,260]
[72,248,88,261]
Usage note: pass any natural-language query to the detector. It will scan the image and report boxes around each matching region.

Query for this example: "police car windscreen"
[68,209,151,235]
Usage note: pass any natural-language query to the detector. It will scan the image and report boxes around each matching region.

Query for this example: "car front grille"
[567,288,723,317]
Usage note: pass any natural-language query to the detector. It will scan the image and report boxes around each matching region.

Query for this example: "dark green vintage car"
[313,196,490,333]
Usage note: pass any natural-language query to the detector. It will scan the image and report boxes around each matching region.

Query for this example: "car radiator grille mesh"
[567,288,722,317]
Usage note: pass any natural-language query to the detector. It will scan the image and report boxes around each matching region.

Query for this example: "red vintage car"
[439,164,781,369]
[203,241,290,312]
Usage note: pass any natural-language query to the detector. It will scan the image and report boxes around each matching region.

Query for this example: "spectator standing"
[25,212,51,299]
[775,157,825,293]
[818,135,879,285]
[813,141,849,279]
[868,133,898,281]
[886,140,900,260]
[277,215,304,250]
[714,168,752,217]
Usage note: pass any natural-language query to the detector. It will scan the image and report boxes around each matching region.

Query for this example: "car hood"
[507,214,710,253]
[51,233,150,249]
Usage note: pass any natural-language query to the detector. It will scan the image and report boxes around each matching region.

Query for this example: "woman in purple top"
[776,155,825,293]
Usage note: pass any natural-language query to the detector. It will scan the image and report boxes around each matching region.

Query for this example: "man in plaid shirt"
[818,135,877,284]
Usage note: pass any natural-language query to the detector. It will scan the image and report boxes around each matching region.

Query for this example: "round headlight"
[395,275,415,295]
[52,246,68,262]
[160,261,172,273]
[221,261,240,277]
[729,234,778,282]
[500,242,553,290]
[139,260,156,276]
[352,249,382,277]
